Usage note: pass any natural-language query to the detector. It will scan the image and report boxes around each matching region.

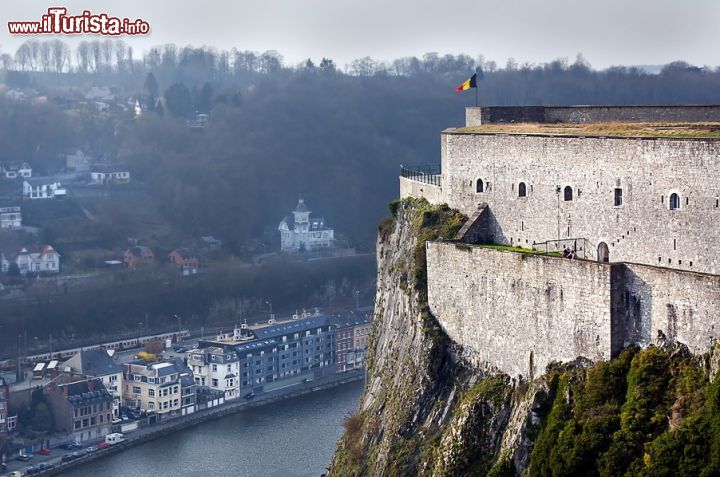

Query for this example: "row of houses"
[18,309,373,444]
[124,246,200,275]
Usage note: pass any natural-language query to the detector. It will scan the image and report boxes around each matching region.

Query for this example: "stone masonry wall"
[426,242,614,378]
[617,263,720,354]
[399,176,443,205]
[440,132,720,275]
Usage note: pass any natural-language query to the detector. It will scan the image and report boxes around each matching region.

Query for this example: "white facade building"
[23,178,66,199]
[0,162,32,179]
[0,204,21,228]
[187,346,240,400]
[90,165,130,185]
[1,244,60,275]
[278,199,335,252]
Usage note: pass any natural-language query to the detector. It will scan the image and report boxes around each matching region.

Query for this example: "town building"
[0,203,21,228]
[64,150,91,171]
[329,308,374,372]
[168,248,199,275]
[0,376,16,436]
[89,164,130,185]
[0,162,32,179]
[22,178,66,199]
[123,246,155,269]
[199,312,335,393]
[278,198,335,252]
[122,360,189,419]
[201,236,222,250]
[187,346,240,400]
[44,377,113,443]
[61,349,123,418]
[0,244,60,275]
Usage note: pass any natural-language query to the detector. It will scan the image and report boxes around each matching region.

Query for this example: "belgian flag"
[455,73,477,92]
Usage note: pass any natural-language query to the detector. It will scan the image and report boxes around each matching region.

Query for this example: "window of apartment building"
[132,386,141,394]
[212,364,217,372]
[99,414,103,423]
[173,386,179,394]
[82,418,89,427]
[227,364,231,372]
[212,378,219,387]
[148,403,155,410]
[74,420,81,430]
[90,416,96,425]
[148,389,155,397]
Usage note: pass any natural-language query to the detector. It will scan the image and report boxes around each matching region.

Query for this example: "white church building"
[278,199,335,253]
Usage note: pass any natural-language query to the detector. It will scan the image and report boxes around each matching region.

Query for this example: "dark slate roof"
[327,309,374,329]
[62,379,112,405]
[64,349,121,376]
[25,177,59,186]
[171,248,197,259]
[252,315,330,340]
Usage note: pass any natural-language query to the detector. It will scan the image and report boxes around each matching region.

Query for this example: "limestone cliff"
[329,199,720,477]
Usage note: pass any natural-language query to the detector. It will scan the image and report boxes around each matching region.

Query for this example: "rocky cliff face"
[328,199,535,476]
[328,199,720,477]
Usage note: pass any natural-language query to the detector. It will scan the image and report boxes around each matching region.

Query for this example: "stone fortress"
[400,105,720,379]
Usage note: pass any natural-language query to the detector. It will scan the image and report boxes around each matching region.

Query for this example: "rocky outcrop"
[329,199,720,477]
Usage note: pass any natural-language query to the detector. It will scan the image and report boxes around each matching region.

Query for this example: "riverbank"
[20,370,364,476]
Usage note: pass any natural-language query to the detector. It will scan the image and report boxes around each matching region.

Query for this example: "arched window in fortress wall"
[669,193,681,210]
[518,182,527,197]
[476,179,484,193]
[563,186,573,201]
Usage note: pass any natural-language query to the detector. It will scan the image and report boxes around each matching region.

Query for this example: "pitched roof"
[62,349,121,377]
[60,378,112,405]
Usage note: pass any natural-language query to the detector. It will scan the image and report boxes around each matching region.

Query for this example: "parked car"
[15,454,32,462]
[35,463,52,471]
[244,392,256,400]
[105,433,125,445]
[36,449,50,456]
[61,454,77,463]
[60,442,81,450]
[25,466,41,475]
[97,442,110,450]
[85,446,98,455]
[70,451,84,460]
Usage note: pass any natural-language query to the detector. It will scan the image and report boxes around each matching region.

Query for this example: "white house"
[1,244,60,275]
[90,164,130,185]
[1,162,32,179]
[23,178,66,199]
[0,203,21,228]
[278,199,335,252]
[187,346,240,401]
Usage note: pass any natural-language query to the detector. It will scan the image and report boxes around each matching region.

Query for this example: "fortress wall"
[545,105,720,124]
[465,105,720,126]
[440,133,720,275]
[399,176,443,204]
[617,263,720,354]
[426,242,614,378]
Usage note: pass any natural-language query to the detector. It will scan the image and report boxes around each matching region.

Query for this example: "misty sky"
[0,0,718,69]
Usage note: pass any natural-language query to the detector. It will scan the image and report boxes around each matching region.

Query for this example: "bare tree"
[114,40,127,73]
[39,41,52,72]
[90,41,102,73]
[101,39,114,72]
[50,40,70,73]
[76,41,90,73]
[14,42,31,71]
[0,53,12,70]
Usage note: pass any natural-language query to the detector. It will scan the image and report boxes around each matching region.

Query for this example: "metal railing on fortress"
[533,238,595,259]
[400,165,441,187]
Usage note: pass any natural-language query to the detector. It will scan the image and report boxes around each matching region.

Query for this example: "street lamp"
[174,314,182,342]
[265,301,272,317]
[354,290,360,310]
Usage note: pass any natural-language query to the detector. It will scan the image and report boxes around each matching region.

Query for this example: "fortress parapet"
[465,104,720,127]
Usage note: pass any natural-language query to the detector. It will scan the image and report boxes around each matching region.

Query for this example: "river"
[65,381,363,477]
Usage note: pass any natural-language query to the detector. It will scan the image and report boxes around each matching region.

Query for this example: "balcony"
[400,164,441,187]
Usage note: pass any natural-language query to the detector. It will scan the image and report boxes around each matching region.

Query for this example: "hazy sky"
[0,0,718,69]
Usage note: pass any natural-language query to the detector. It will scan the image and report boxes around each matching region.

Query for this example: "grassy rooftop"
[454,122,720,138]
